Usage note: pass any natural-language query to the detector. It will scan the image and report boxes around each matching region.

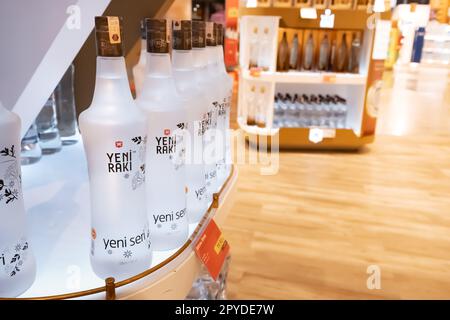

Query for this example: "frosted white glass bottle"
[136,19,189,250]
[214,24,233,186]
[132,20,147,97]
[204,22,221,194]
[172,20,210,223]
[79,16,152,280]
[0,101,36,297]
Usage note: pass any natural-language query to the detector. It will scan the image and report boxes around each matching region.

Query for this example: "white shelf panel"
[18,137,238,299]
[237,117,279,136]
[242,69,367,85]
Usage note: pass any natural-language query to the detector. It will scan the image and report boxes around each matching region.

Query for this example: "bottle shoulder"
[79,103,146,126]
[136,95,188,113]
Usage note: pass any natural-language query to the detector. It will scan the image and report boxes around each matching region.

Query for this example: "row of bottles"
[0,16,232,297]
[277,29,362,73]
[79,17,233,282]
[21,64,79,165]
[273,93,349,129]
[254,0,375,9]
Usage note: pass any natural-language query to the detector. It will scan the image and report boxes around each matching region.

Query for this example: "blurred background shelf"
[239,7,390,29]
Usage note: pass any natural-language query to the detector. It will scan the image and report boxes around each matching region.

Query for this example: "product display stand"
[3,140,237,300]
[238,7,390,149]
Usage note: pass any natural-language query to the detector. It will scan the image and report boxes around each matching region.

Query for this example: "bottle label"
[86,132,151,268]
[204,102,219,190]
[0,144,21,205]
[153,122,186,171]
[0,237,31,278]
[106,136,146,190]
[107,16,121,44]
[146,113,188,243]
[90,224,151,264]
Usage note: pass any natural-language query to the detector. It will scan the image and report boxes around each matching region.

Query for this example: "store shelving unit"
[238,6,390,149]
[4,141,237,300]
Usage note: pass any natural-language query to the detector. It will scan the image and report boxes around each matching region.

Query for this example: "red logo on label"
[164,129,171,136]
[115,141,123,148]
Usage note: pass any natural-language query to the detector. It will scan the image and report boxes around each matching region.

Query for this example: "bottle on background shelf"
[303,32,315,71]
[79,16,152,279]
[277,31,290,71]
[249,26,259,69]
[0,101,36,297]
[334,94,348,129]
[289,33,299,70]
[132,20,147,97]
[348,32,361,73]
[329,39,337,72]
[54,63,79,145]
[136,18,189,251]
[255,86,267,128]
[20,123,42,165]
[318,34,330,71]
[257,27,271,71]
[214,23,233,187]
[246,85,257,126]
[336,33,348,72]
[36,94,62,155]
[173,20,209,224]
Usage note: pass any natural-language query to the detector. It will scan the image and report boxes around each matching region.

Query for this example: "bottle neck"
[146,52,172,77]
[140,53,176,99]
[91,56,134,108]
[215,45,226,74]
[137,39,147,65]
[172,50,194,70]
[193,48,208,69]
[172,50,197,93]
[206,46,218,77]
[192,48,208,84]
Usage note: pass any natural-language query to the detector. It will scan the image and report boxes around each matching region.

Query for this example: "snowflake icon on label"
[171,223,178,230]
[123,250,132,259]
[108,250,112,255]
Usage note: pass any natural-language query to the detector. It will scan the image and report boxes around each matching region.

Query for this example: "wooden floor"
[223,71,450,299]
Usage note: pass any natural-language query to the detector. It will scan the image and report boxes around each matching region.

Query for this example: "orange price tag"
[323,74,336,83]
[195,219,230,280]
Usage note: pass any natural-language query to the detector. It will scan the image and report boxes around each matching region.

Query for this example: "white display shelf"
[242,69,367,85]
[16,137,237,300]
[237,117,278,136]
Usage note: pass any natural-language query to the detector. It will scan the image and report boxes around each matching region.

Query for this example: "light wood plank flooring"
[223,71,450,299]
